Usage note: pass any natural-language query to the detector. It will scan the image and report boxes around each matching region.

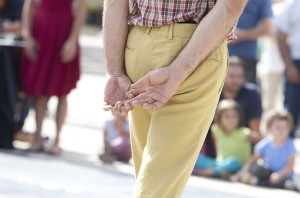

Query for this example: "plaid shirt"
[128,0,217,27]
[128,0,236,41]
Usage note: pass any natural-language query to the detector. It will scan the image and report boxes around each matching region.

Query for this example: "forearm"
[277,31,295,68]
[103,0,129,76]
[68,0,86,42]
[241,154,259,172]
[249,119,261,133]
[169,0,248,83]
[21,0,35,39]
[277,156,295,179]
[3,22,22,34]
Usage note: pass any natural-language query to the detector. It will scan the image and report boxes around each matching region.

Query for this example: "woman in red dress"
[21,0,86,154]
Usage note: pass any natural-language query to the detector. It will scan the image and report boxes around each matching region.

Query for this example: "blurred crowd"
[0,0,300,193]
[193,0,300,192]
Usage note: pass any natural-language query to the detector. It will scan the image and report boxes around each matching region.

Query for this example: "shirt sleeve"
[254,138,269,156]
[242,127,251,138]
[211,124,220,139]
[274,0,293,34]
[259,0,273,20]
[287,139,297,157]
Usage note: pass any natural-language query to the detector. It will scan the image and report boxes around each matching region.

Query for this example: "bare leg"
[196,169,214,177]
[29,96,48,151]
[50,95,67,154]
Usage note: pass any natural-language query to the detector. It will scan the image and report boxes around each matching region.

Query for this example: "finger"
[143,101,163,111]
[132,100,147,107]
[131,75,149,89]
[146,98,155,104]
[112,101,123,115]
[103,105,113,111]
[121,105,133,116]
[62,52,71,63]
[103,102,114,111]
[126,93,148,107]
[126,87,145,98]
[124,103,134,111]
[127,93,134,100]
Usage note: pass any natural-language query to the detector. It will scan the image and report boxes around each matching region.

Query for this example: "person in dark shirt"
[220,56,263,144]
[0,0,24,34]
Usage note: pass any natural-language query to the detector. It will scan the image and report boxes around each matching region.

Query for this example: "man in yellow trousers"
[103,0,248,197]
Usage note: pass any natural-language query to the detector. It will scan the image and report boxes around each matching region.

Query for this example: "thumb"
[131,74,150,89]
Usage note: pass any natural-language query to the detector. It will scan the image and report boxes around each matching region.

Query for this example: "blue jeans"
[195,155,242,176]
[284,60,300,138]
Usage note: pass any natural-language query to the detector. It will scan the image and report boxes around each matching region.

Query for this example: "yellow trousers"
[125,24,228,198]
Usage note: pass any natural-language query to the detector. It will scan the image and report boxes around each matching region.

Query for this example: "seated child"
[99,114,132,163]
[232,110,298,191]
[194,100,252,178]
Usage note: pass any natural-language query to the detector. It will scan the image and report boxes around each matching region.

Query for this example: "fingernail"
[124,104,129,110]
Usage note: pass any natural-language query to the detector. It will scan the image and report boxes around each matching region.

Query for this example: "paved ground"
[1,25,300,198]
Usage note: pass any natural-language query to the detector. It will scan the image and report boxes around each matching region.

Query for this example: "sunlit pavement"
[0,26,299,198]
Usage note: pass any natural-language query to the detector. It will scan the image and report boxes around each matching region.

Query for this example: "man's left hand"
[125,67,181,111]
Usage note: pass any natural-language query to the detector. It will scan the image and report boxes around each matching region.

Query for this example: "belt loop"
[168,24,174,40]
[145,27,151,34]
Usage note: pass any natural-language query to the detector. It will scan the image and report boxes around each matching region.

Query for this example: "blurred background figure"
[21,0,86,154]
[228,0,273,84]
[221,57,263,144]
[0,0,25,149]
[233,111,298,192]
[257,0,286,113]
[276,0,300,138]
[204,56,263,158]
[0,0,23,34]
[193,100,252,179]
[99,115,131,163]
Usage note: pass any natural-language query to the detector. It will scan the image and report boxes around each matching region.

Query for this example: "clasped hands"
[103,67,182,115]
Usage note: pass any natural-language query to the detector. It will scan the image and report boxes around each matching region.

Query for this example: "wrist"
[167,63,189,85]
[106,67,126,77]
[284,59,296,69]
[67,35,78,43]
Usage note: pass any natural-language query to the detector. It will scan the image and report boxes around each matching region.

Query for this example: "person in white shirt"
[276,0,300,138]
[258,0,286,113]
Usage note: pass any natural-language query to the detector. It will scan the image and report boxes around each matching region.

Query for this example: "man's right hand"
[286,64,300,84]
[103,74,132,115]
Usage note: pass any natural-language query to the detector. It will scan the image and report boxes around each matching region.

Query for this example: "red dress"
[21,0,80,97]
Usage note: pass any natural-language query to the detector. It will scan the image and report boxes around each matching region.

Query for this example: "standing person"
[99,115,131,163]
[228,0,273,84]
[194,100,252,178]
[258,0,286,112]
[233,111,298,191]
[0,0,24,149]
[103,0,248,197]
[276,0,300,138]
[21,0,86,154]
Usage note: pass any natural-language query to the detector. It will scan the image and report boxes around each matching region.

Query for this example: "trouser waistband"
[134,23,198,40]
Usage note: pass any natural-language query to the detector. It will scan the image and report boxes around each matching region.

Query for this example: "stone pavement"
[0,26,299,198]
